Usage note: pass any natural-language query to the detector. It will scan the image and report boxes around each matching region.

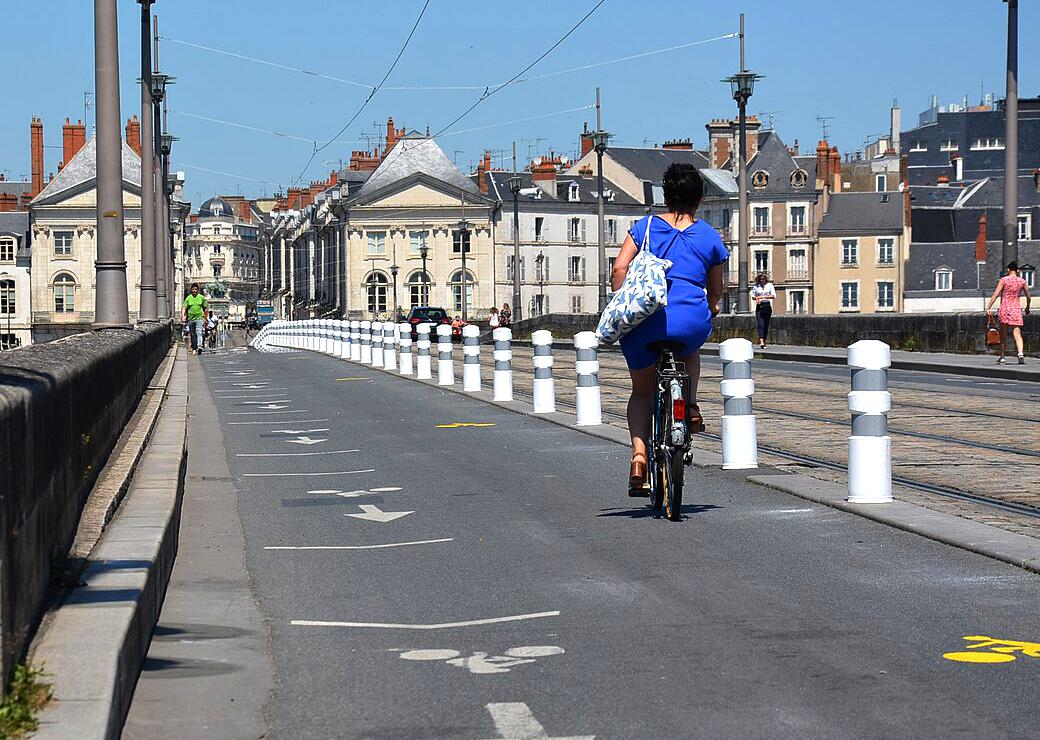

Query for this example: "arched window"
[407,270,431,308]
[0,278,15,315]
[366,271,388,316]
[448,269,475,314]
[752,170,769,189]
[53,272,77,313]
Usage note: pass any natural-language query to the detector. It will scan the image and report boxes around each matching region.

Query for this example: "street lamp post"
[1003,0,1019,269]
[420,236,430,305]
[150,72,173,317]
[536,251,545,316]
[136,0,157,322]
[593,87,610,313]
[508,169,522,322]
[390,262,399,321]
[723,16,762,314]
[457,218,470,321]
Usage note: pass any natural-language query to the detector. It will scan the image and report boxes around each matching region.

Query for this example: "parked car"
[405,306,451,341]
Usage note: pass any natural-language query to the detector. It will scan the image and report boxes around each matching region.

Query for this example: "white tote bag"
[595,216,672,344]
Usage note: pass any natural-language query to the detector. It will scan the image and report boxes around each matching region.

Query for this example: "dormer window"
[752,170,769,189]
[790,169,807,188]
[568,183,580,202]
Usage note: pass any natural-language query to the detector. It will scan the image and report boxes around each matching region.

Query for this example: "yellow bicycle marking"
[943,635,1040,664]
[436,422,496,429]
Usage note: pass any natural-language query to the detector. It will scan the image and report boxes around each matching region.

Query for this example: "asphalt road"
[140,347,1040,739]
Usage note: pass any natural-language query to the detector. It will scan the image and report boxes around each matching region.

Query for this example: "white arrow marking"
[481,703,594,740]
[290,610,560,630]
[285,436,328,445]
[256,403,289,410]
[346,504,413,522]
[238,398,290,404]
[270,428,331,434]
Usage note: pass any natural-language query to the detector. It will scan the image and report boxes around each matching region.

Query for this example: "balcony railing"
[753,226,770,236]
[786,268,809,280]
[788,224,806,235]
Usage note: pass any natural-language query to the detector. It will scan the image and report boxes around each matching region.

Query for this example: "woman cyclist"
[611,163,727,495]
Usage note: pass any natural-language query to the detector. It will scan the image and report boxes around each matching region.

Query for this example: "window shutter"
[581,256,587,281]
[581,220,587,242]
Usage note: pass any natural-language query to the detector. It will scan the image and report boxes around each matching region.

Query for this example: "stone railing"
[0,323,170,682]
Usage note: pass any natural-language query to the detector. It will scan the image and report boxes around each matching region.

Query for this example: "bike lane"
[206,348,1040,739]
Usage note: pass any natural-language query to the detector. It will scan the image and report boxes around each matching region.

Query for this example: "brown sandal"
[628,454,650,497]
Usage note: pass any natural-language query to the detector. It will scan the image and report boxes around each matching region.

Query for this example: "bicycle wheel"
[648,400,663,512]
[664,446,684,521]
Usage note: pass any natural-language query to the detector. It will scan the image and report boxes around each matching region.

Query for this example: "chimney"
[706,118,732,169]
[531,157,558,199]
[815,140,830,190]
[788,139,800,156]
[936,173,949,186]
[60,118,86,170]
[890,101,901,153]
[951,152,963,181]
[580,122,594,158]
[328,170,338,187]
[830,146,842,191]
[903,184,912,229]
[30,116,44,197]
[744,116,761,159]
[0,193,18,212]
[386,116,398,152]
[477,150,491,194]
[662,138,693,150]
[899,154,909,187]
[126,115,141,156]
[975,212,988,262]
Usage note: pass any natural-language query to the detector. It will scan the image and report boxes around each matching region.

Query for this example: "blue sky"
[1,0,1036,204]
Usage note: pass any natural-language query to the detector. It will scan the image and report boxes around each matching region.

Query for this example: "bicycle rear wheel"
[648,415,663,512]
[664,446,684,521]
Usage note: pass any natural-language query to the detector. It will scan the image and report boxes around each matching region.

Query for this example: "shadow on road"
[596,503,722,520]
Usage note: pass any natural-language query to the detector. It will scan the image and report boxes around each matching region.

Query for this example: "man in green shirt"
[181,283,208,355]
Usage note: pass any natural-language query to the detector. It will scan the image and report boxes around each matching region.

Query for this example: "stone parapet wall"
[0,322,170,683]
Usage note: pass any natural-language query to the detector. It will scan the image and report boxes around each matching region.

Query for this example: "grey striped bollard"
[847,340,892,503]
[350,320,362,362]
[531,329,556,413]
[338,320,351,359]
[398,322,413,375]
[359,320,372,363]
[719,338,758,469]
[416,323,433,379]
[574,331,601,426]
[436,323,454,385]
[492,328,513,401]
[383,322,397,370]
[462,324,481,392]
[371,321,384,368]
[322,319,333,354]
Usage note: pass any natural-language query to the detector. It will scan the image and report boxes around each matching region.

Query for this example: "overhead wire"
[171,110,367,146]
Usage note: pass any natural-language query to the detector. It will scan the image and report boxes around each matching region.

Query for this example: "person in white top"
[488,306,500,329]
[750,273,776,349]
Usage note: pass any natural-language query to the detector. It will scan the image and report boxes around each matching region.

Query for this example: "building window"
[651,185,665,206]
[789,206,806,234]
[840,281,859,311]
[787,248,807,280]
[568,217,584,243]
[568,183,580,202]
[366,271,388,315]
[366,231,386,255]
[54,230,74,256]
[407,270,430,307]
[751,170,769,188]
[213,244,222,253]
[788,290,806,314]
[607,219,617,243]
[0,278,14,315]
[213,265,222,279]
[1018,214,1031,240]
[452,229,471,254]
[877,281,895,310]
[409,230,427,255]
[722,209,731,229]
[0,238,14,263]
[213,226,222,235]
[753,250,770,275]
[0,333,18,350]
[568,255,586,283]
[935,269,953,291]
[449,269,475,313]
[753,207,769,235]
[841,239,859,266]
[534,217,545,242]
[877,238,895,265]
[506,255,526,283]
[53,272,77,312]
[1020,265,1036,289]
[607,256,616,280]
[532,294,548,317]
[909,141,927,152]
[939,139,958,152]
[971,137,1004,151]
[875,174,887,192]
[790,170,807,188]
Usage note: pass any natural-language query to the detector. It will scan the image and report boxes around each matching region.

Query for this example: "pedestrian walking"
[499,303,512,327]
[985,261,1031,364]
[181,283,208,356]
[488,306,500,329]
[611,163,726,495]
[750,273,775,349]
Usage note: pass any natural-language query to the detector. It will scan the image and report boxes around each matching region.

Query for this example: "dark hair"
[190,282,200,290]
[662,163,704,218]
[1007,261,1019,272]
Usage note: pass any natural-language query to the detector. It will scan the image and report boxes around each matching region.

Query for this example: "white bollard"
[383,322,397,370]
[398,322,413,376]
[462,324,481,392]
[370,321,384,368]
[416,323,433,379]
[492,328,513,401]
[847,340,893,504]
[436,324,454,386]
[359,320,372,363]
[573,331,602,426]
[350,320,362,362]
[320,319,331,354]
[719,338,758,470]
[531,329,556,413]
[338,320,351,359]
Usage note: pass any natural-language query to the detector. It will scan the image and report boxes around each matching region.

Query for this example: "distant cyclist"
[610,163,727,493]
[181,283,208,356]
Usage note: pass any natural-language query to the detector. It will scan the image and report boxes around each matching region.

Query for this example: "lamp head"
[150,72,175,102]
[724,71,762,102]
[592,130,609,151]
[507,174,522,194]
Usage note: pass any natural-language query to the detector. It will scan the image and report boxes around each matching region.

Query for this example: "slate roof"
[0,211,30,257]
[745,131,814,197]
[606,147,710,183]
[904,241,983,292]
[479,171,642,207]
[353,136,481,201]
[0,181,31,197]
[956,175,1040,208]
[198,196,234,218]
[31,134,141,205]
[819,192,904,234]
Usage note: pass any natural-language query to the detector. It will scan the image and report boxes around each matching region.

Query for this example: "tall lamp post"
[150,71,173,317]
[508,170,522,322]
[593,87,610,312]
[136,0,157,322]
[457,218,470,321]
[1002,0,1019,269]
[419,234,430,305]
[390,262,399,321]
[724,31,762,314]
[535,251,545,316]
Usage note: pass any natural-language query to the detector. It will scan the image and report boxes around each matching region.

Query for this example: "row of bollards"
[252,322,893,505]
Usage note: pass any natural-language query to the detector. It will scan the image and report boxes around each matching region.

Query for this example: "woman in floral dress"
[985,261,1031,364]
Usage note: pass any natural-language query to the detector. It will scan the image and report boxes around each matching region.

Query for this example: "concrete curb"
[313,348,1040,576]
[31,349,187,740]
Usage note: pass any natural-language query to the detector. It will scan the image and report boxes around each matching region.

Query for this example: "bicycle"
[644,341,696,521]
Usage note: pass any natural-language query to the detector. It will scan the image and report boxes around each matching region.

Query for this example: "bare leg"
[1012,326,1024,356]
[999,323,1007,360]
[679,350,701,403]
[627,366,656,460]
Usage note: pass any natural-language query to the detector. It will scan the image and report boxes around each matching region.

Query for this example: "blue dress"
[619,215,729,370]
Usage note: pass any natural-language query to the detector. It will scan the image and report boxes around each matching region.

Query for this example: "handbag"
[985,314,1002,346]
[595,216,672,344]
